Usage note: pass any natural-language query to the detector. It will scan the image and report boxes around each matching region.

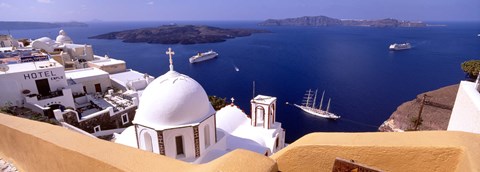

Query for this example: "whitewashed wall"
[448,81,480,134]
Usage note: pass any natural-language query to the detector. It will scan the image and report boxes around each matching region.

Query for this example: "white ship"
[189,50,218,63]
[389,43,412,50]
[293,89,340,119]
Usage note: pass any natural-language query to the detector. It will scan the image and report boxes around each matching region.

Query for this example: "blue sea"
[7,21,480,143]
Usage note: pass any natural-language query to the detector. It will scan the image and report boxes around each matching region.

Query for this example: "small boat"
[189,50,218,63]
[389,43,412,51]
[293,89,340,119]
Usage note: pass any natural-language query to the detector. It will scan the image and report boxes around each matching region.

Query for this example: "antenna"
[252,81,256,99]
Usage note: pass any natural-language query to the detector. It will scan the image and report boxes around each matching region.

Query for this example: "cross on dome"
[166,47,175,71]
[231,97,235,106]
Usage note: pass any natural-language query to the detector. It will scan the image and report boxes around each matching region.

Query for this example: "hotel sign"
[23,71,64,81]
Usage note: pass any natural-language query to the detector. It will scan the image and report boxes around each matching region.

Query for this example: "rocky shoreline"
[379,84,459,132]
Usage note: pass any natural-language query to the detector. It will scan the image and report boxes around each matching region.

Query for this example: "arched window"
[143,132,153,152]
[255,106,266,127]
[204,125,210,148]
[256,106,265,122]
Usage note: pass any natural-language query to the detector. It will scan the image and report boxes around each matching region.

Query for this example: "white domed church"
[114,48,285,163]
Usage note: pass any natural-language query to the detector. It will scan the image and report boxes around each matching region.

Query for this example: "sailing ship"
[293,89,340,119]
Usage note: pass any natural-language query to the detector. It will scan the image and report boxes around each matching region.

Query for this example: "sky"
[0,0,479,22]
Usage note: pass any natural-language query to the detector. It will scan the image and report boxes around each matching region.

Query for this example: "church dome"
[133,70,215,129]
[55,30,73,44]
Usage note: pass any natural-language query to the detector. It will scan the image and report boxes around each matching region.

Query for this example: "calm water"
[7,21,480,143]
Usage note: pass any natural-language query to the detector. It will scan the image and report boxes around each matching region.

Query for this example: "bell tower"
[250,95,277,129]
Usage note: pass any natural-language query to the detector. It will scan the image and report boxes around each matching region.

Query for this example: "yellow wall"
[0,114,277,172]
[272,132,480,172]
[1,113,479,172]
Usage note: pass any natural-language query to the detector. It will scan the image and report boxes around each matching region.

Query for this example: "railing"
[37,89,64,100]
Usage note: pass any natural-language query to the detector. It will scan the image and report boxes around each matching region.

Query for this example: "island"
[0,21,88,30]
[258,16,427,27]
[89,25,269,45]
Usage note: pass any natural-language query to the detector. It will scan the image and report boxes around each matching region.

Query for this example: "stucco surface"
[1,113,479,172]
[271,132,480,172]
[0,113,277,172]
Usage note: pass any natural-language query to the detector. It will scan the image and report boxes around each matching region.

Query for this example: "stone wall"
[63,107,136,133]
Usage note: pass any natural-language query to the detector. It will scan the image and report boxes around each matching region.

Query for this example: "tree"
[208,96,227,111]
[461,60,480,79]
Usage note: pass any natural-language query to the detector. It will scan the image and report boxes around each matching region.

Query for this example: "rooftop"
[65,67,109,80]
[89,56,125,66]
[252,95,276,104]
[0,58,62,74]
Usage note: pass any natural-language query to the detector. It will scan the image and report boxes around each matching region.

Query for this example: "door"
[94,83,101,93]
[35,79,51,96]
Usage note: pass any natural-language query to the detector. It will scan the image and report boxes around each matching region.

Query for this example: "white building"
[65,67,112,94]
[87,56,126,74]
[0,50,74,116]
[114,48,285,163]
[0,34,21,49]
[31,30,94,70]
[447,78,480,134]
[110,69,154,97]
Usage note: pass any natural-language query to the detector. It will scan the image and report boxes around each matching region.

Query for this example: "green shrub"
[461,60,480,79]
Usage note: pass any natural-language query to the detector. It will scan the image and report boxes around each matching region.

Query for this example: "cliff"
[379,84,459,132]
[0,21,88,30]
[258,16,427,27]
[89,25,269,45]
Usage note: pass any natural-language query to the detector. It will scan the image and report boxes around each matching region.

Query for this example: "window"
[204,125,210,148]
[121,113,129,125]
[255,106,265,126]
[144,132,153,152]
[95,83,102,93]
[175,136,184,156]
[93,125,101,133]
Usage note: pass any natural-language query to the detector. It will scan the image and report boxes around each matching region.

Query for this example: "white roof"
[132,70,215,130]
[0,59,62,74]
[216,105,250,133]
[89,57,125,66]
[110,69,152,88]
[216,105,276,149]
[114,126,137,148]
[252,95,276,104]
[65,67,109,79]
[56,30,73,44]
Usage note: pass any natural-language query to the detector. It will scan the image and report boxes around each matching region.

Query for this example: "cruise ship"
[189,50,218,63]
[389,43,411,50]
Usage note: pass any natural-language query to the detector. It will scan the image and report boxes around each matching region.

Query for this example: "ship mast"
[312,89,318,108]
[319,90,325,110]
[303,89,312,107]
[326,98,331,113]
